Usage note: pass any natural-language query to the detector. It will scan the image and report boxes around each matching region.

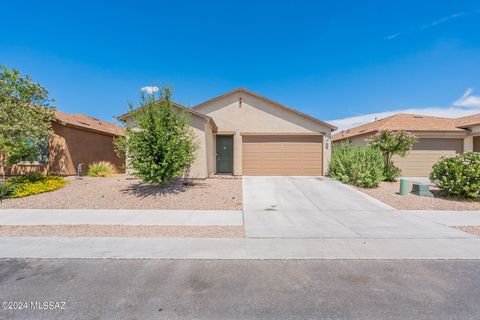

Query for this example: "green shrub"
[0,181,15,202]
[7,172,45,184]
[86,161,118,177]
[383,165,401,182]
[125,87,197,184]
[329,143,384,188]
[430,152,480,199]
[368,130,417,181]
[3,174,66,199]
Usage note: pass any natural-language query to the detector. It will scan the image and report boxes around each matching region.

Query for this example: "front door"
[216,135,233,174]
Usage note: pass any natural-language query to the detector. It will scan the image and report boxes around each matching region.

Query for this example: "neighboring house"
[2,110,125,176]
[118,88,336,178]
[332,113,480,177]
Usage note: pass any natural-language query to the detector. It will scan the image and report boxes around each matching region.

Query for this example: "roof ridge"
[332,112,467,141]
[192,87,337,130]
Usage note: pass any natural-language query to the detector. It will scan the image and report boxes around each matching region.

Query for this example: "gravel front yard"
[0,225,244,238]
[454,226,480,236]
[1,175,242,210]
[357,181,480,211]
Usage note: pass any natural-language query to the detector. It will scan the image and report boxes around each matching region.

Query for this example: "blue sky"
[1,0,479,130]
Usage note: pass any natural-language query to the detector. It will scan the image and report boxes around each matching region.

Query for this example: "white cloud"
[141,86,159,95]
[384,32,400,40]
[420,12,465,30]
[385,11,474,40]
[329,88,480,132]
[453,88,480,108]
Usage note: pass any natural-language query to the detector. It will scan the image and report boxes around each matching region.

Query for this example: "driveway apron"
[243,176,473,239]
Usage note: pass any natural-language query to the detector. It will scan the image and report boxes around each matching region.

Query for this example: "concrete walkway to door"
[243,176,473,239]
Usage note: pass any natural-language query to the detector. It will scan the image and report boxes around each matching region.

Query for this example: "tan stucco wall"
[469,124,480,135]
[50,123,125,175]
[1,123,124,176]
[322,136,332,175]
[196,92,333,175]
[124,113,210,179]
[205,123,215,176]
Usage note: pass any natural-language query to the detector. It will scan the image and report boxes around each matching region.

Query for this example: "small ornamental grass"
[3,173,66,199]
[86,161,118,177]
[329,143,384,188]
[430,152,480,200]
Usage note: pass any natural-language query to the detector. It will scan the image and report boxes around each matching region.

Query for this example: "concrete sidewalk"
[0,209,243,226]
[0,237,479,259]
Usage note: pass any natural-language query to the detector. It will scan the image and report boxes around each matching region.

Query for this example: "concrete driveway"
[243,176,472,239]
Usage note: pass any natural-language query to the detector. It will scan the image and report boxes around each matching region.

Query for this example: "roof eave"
[54,119,124,137]
[116,100,218,131]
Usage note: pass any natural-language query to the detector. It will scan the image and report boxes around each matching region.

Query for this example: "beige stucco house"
[332,113,480,177]
[118,88,337,178]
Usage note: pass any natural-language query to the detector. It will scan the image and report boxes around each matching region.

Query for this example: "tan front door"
[242,135,323,176]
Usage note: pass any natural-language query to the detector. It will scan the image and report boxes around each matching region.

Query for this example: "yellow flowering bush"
[5,173,66,198]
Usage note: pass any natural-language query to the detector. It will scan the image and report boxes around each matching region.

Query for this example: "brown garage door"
[242,135,323,176]
[392,138,463,177]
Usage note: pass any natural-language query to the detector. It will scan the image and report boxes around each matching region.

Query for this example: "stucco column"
[233,132,242,176]
[464,135,473,152]
[322,135,332,175]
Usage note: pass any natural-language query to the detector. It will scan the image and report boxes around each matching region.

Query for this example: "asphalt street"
[1,259,479,319]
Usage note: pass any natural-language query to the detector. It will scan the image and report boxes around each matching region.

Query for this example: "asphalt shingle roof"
[54,110,125,136]
[332,113,472,141]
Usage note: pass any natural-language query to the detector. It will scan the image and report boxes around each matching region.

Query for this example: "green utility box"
[412,183,433,197]
[399,178,410,196]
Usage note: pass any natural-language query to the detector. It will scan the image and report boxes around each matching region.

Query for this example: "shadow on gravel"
[121,179,205,198]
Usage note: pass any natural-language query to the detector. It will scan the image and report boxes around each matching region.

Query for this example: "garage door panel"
[243,154,322,161]
[244,145,319,152]
[393,150,457,177]
[245,169,321,176]
[242,135,323,176]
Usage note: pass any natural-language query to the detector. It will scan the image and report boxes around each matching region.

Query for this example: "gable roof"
[332,113,467,141]
[192,88,337,131]
[455,114,480,128]
[117,100,218,132]
[54,110,124,136]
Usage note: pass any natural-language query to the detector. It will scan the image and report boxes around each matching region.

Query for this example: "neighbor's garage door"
[242,135,323,176]
[392,138,463,177]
